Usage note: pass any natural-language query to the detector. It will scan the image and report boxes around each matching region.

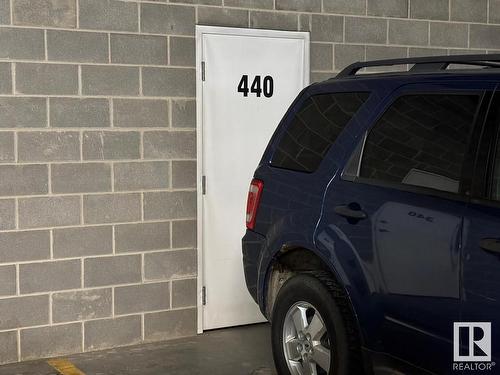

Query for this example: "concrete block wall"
[0,0,498,364]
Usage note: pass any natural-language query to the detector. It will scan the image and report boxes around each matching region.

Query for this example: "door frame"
[195,25,310,333]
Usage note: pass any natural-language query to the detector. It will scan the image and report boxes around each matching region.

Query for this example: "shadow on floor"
[0,323,276,375]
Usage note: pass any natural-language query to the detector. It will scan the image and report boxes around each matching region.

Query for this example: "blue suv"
[242,54,500,375]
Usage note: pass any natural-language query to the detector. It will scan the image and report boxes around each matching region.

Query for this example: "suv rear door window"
[359,94,480,193]
[492,152,500,200]
[489,129,500,201]
[271,92,369,173]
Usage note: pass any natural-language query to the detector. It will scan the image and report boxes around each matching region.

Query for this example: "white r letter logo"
[454,322,491,362]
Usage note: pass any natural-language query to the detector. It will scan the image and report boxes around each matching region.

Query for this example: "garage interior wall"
[0,0,496,364]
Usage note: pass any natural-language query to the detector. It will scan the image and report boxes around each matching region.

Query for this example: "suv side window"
[359,94,480,194]
[492,147,500,200]
[271,92,369,173]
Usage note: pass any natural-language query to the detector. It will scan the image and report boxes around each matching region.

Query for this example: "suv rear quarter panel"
[251,79,396,317]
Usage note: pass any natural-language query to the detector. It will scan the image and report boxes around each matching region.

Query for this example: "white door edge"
[195,25,310,334]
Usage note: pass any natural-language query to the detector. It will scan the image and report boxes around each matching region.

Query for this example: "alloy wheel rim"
[282,301,332,375]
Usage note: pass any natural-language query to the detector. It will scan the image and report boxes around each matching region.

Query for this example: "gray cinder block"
[83,131,140,160]
[334,44,365,71]
[144,249,196,281]
[0,295,49,330]
[84,315,141,351]
[84,255,141,287]
[113,99,168,128]
[79,0,137,32]
[0,132,14,163]
[172,278,196,308]
[111,34,168,65]
[198,6,249,27]
[169,37,195,67]
[51,163,111,193]
[20,323,82,360]
[172,160,196,189]
[50,98,110,128]
[311,15,344,42]
[47,30,108,63]
[0,165,48,196]
[0,0,9,24]
[140,4,195,35]
[224,0,272,9]
[18,196,81,229]
[0,266,16,296]
[144,191,196,220]
[53,226,113,258]
[172,220,196,249]
[0,97,47,128]
[410,0,449,20]
[18,131,80,162]
[52,289,112,323]
[81,66,140,96]
[250,11,298,31]
[144,308,196,341]
[0,28,45,60]
[388,19,429,46]
[83,193,141,224]
[0,230,50,263]
[114,282,170,315]
[368,0,408,18]
[115,221,170,253]
[345,16,387,44]
[114,162,169,191]
[19,259,81,293]
[323,0,366,15]
[142,67,195,97]
[450,0,487,22]
[16,63,78,95]
[276,0,321,12]
[0,331,18,364]
[0,63,11,94]
[0,199,15,230]
[13,0,76,28]
[143,131,196,159]
[469,24,500,50]
[311,43,333,71]
[171,99,196,128]
[430,22,468,48]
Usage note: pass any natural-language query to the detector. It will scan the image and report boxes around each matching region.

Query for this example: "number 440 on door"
[237,75,274,98]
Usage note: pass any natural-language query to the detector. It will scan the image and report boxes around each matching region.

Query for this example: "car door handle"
[479,238,500,254]
[334,203,367,221]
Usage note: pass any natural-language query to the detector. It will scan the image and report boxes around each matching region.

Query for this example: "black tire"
[271,272,363,375]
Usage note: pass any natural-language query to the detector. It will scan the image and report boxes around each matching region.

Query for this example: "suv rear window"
[359,94,480,193]
[270,92,369,173]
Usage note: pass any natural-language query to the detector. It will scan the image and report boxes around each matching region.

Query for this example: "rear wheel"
[271,272,361,375]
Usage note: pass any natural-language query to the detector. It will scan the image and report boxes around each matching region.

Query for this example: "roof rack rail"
[336,53,500,78]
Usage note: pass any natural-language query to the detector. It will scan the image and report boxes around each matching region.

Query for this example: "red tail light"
[246,179,264,230]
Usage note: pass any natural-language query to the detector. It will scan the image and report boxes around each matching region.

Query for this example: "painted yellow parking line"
[47,359,86,375]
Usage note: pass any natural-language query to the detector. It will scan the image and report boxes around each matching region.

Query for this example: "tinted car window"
[359,94,480,193]
[491,137,500,200]
[271,92,369,173]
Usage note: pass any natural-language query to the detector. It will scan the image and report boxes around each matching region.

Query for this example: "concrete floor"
[0,324,276,375]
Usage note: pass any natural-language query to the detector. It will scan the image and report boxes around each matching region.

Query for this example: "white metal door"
[196,26,309,331]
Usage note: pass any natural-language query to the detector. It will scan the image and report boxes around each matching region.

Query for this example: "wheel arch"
[263,247,364,345]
